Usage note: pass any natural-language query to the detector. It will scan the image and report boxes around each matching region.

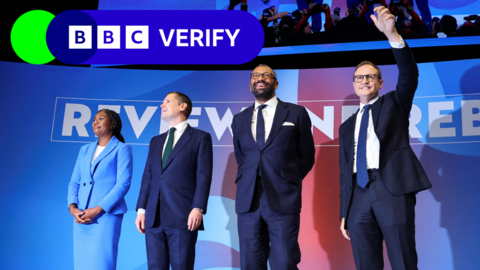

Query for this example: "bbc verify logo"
[11,10,263,65]
[69,26,240,49]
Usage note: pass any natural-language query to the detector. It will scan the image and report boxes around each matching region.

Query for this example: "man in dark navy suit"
[232,64,316,270]
[135,92,213,270]
[338,7,432,270]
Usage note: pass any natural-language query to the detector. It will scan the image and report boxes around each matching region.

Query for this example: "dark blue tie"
[256,105,267,150]
[357,104,371,188]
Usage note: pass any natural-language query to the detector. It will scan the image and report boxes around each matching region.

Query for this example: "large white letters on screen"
[409,104,423,138]
[342,105,358,123]
[461,100,480,136]
[187,107,201,128]
[306,107,334,140]
[429,101,456,137]
[57,99,480,142]
[62,103,91,137]
[205,107,233,140]
[125,106,158,139]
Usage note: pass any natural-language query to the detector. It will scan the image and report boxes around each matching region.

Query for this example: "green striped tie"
[162,127,176,169]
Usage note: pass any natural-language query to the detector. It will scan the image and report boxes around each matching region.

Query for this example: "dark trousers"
[347,169,417,270]
[145,225,198,270]
[238,176,301,270]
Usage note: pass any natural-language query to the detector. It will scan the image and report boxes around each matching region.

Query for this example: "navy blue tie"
[357,104,371,188]
[256,105,267,149]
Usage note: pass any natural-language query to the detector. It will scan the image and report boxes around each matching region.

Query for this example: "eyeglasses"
[251,72,276,80]
[353,74,379,83]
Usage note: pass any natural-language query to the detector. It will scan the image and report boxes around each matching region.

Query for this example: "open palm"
[371,6,395,34]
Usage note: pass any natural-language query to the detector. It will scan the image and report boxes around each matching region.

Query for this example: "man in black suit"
[338,7,432,270]
[231,64,315,269]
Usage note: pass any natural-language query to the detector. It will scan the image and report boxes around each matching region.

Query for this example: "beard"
[251,80,275,101]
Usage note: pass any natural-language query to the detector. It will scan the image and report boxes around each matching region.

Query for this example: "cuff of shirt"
[389,37,405,48]
[194,208,204,213]
[137,208,145,214]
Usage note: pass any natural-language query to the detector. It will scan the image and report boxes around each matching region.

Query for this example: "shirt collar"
[360,96,379,111]
[255,96,278,110]
[170,120,188,133]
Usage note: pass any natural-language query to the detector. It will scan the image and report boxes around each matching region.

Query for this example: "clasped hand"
[69,204,102,224]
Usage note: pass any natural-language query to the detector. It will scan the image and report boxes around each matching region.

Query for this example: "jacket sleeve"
[97,144,133,213]
[339,124,349,219]
[136,137,154,210]
[232,114,245,169]
[192,132,213,214]
[392,44,419,116]
[67,146,85,208]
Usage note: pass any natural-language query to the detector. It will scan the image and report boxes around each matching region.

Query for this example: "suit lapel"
[263,99,288,150]
[157,132,168,173]
[85,141,97,174]
[243,104,258,149]
[91,136,119,175]
[371,96,382,128]
[163,125,194,171]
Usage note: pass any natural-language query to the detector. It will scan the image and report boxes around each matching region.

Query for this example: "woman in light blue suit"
[68,109,133,270]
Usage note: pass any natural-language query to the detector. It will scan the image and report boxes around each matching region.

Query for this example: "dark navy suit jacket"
[136,124,213,230]
[339,45,432,221]
[232,99,316,214]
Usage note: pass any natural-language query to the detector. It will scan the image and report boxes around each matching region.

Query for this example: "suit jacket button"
[261,151,264,155]
[161,175,164,178]
[90,181,92,185]
[349,186,352,190]
[83,183,86,186]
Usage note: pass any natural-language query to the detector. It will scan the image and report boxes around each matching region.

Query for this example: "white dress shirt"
[353,97,380,173]
[252,96,278,142]
[352,38,405,173]
[138,121,188,215]
[389,37,406,48]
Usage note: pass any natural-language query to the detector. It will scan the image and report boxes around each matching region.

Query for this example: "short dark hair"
[354,61,382,80]
[98,109,125,143]
[167,91,193,119]
[440,15,458,34]
[254,64,277,80]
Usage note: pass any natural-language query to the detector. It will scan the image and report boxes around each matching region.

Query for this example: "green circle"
[11,10,55,65]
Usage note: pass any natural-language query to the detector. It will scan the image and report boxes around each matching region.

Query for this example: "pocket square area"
[282,122,295,126]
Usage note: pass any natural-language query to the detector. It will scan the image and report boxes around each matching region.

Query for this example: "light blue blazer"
[68,136,133,214]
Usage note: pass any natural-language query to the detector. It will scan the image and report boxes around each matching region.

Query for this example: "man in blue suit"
[135,92,213,270]
[231,65,315,269]
[338,7,432,270]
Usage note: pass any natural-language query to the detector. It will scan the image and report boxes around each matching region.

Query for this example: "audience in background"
[332,7,342,25]
[390,0,428,38]
[228,0,480,47]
